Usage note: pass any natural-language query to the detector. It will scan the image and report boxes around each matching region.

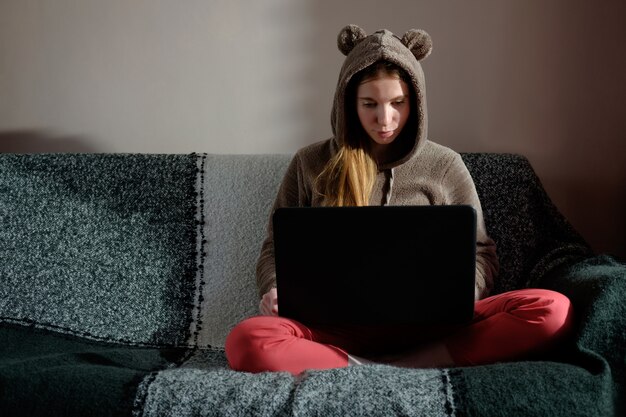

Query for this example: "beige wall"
[1,0,624,260]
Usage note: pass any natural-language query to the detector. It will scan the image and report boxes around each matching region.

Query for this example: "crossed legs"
[225,288,574,375]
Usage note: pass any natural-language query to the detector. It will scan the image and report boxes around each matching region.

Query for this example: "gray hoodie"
[256,25,499,301]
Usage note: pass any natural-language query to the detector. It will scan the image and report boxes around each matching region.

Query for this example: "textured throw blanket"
[0,153,624,416]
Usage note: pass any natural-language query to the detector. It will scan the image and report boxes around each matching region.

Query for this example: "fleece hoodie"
[256,25,499,301]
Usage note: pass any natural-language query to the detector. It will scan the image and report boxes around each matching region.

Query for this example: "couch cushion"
[0,154,198,346]
[136,359,457,417]
[135,354,618,417]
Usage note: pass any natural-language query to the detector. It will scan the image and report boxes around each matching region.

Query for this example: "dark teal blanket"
[0,325,184,416]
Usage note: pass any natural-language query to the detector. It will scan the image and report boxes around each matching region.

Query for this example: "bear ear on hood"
[401,29,432,61]
[337,24,367,56]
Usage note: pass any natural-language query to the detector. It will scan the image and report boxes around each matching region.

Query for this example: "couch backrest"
[0,152,590,348]
[192,154,291,348]
[0,153,199,346]
[460,153,590,294]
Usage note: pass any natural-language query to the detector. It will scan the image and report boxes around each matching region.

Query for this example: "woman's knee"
[544,289,574,336]
[226,317,267,366]
[225,315,301,372]
[515,288,574,338]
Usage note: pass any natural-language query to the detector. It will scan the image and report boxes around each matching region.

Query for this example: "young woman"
[225,25,573,375]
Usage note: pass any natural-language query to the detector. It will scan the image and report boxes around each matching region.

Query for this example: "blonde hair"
[315,145,377,206]
[315,61,411,206]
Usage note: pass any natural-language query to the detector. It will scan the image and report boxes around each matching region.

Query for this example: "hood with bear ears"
[330,25,433,168]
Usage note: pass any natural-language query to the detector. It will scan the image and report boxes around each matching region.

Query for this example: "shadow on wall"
[0,130,99,153]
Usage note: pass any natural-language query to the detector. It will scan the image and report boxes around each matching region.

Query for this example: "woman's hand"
[259,288,279,316]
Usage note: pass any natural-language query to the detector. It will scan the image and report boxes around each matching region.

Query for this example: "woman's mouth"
[377,130,394,139]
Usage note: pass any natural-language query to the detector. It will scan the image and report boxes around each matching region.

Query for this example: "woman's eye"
[393,100,405,106]
[363,103,376,108]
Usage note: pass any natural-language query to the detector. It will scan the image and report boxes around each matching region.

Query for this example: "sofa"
[0,151,624,417]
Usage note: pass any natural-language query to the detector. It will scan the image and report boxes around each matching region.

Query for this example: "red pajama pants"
[225,288,574,375]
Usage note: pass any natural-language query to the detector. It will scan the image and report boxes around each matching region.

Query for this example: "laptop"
[272,205,476,326]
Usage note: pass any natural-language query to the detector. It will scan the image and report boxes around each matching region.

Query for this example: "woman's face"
[356,73,411,151]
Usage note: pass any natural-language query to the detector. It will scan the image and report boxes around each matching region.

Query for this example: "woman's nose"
[377,105,393,126]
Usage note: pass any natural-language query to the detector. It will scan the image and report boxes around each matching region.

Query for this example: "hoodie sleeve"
[256,153,308,298]
[440,153,499,300]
